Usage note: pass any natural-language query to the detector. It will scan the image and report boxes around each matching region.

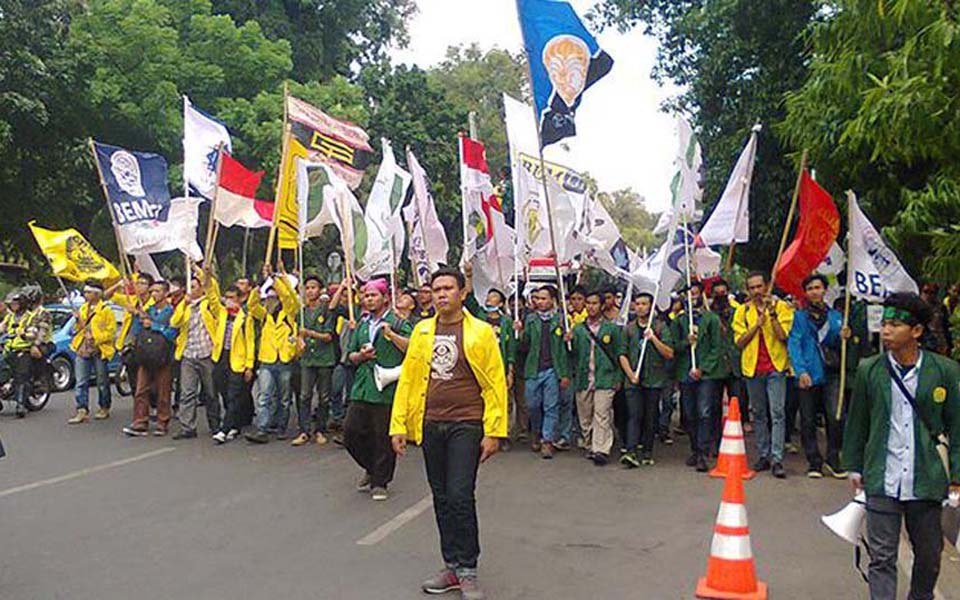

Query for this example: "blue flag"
[93,141,172,226]
[517,0,613,147]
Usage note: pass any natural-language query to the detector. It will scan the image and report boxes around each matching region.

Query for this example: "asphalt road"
[0,391,958,599]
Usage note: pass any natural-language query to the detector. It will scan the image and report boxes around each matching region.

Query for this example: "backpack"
[133,329,171,370]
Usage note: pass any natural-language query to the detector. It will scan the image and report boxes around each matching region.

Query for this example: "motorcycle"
[0,355,53,412]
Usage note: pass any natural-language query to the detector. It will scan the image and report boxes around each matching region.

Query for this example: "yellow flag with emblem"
[28,221,121,283]
[277,136,310,250]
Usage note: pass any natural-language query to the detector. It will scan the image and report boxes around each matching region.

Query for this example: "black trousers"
[866,495,942,600]
[216,361,252,433]
[711,376,743,454]
[422,420,483,572]
[798,376,843,470]
[11,352,33,408]
[625,387,660,455]
[343,401,395,488]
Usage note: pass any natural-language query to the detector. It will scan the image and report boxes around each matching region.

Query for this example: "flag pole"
[725,242,736,273]
[266,83,290,265]
[458,132,470,268]
[88,139,131,281]
[203,142,225,267]
[389,235,399,310]
[511,149,522,340]
[681,211,697,371]
[769,149,808,289]
[241,227,250,276]
[836,190,855,421]
[340,181,356,326]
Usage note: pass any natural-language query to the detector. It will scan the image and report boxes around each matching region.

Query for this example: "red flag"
[214,153,272,228]
[773,171,840,298]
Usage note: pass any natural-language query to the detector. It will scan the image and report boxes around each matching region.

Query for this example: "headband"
[84,284,103,293]
[882,306,919,325]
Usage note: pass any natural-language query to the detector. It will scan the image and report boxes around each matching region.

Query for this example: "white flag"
[847,191,918,301]
[515,163,581,263]
[183,96,232,199]
[405,149,449,284]
[672,117,703,220]
[119,196,203,261]
[579,195,633,278]
[503,94,539,158]
[361,139,410,279]
[297,159,368,273]
[699,125,759,247]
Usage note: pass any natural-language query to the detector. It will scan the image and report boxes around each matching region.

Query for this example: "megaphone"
[821,491,867,545]
[374,364,402,392]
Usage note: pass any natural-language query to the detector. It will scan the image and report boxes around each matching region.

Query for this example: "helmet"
[21,284,43,307]
[5,290,23,304]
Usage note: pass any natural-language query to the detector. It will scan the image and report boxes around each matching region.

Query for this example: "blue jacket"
[788,306,843,385]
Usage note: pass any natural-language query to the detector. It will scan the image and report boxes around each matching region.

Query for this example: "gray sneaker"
[356,474,371,492]
[421,568,460,594]
[458,575,485,600]
[371,486,389,501]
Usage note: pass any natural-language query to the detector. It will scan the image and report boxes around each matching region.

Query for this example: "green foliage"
[596,188,659,251]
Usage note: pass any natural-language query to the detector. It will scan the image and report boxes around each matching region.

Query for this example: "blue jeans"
[524,368,559,443]
[74,354,111,410]
[557,384,576,443]
[680,379,720,456]
[255,362,293,434]
[745,371,787,463]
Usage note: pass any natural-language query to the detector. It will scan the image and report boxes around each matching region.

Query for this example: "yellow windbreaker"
[247,275,300,364]
[112,292,154,350]
[732,299,794,377]
[70,300,117,360]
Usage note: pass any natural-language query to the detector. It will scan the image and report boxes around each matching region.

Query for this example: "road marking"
[356,494,433,546]
[0,447,176,499]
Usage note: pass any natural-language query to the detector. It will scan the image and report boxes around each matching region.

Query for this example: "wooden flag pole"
[836,190,855,421]
[266,83,291,265]
[241,227,250,276]
[203,142,225,267]
[88,138,131,281]
[769,149,809,289]
[725,242,737,273]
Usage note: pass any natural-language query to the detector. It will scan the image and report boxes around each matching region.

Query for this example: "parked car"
[47,303,131,396]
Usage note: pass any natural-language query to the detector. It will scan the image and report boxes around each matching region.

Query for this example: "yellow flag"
[277,136,310,250]
[28,221,121,283]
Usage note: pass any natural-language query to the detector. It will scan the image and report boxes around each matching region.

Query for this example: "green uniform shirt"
[300,305,338,368]
[623,316,675,390]
[347,310,413,405]
[570,318,624,391]
[713,305,741,378]
[842,352,960,501]
[521,312,570,380]
[672,309,727,381]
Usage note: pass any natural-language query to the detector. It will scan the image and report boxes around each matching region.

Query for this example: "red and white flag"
[214,152,272,228]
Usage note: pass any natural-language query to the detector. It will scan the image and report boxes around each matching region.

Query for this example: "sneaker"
[540,442,554,459]
[314,432,328,446]
[153,426,167,437]
[824,462,849,479]
[785,441,800,455]
[371,486,389,501]
[696,455,709,473]
[806,466,824,479]
[641,454,656,466]
[458,574,486,600]
[15,405,26,418]
[660,433,674,446]
[244,430,270,444]
[576,437,588,449]
[172,429,197,440]
[356,474,371,493]
[212,431,227,444]
[123,425,148,437]
[500,439,511,452]
[67,408,90,424]
[94,407,110,420]
[620,451,640,469]
[226,429,240,441]
[772,462,787,479]
[290,433,310,446]
[421,568,460,594]
[685,454,698,467]
[591,452,608,466]
[553,438,571,451]
[584,450,595,461]
[332,433,345,446]
[752,458,771,472]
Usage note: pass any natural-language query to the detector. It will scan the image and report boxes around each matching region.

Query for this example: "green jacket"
[623,316,675,390]
[842,352,960,501]
[569,318,624,391]
[300,305,338,368]
[465,295,515,368]
[347,310,413,405]
[713,305,741,378]
[521,312,570,380]
[673,309,727,381]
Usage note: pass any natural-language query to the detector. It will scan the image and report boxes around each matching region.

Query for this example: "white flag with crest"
[699,125,760,247]
[847,191,918,301]
[183,96,232,199]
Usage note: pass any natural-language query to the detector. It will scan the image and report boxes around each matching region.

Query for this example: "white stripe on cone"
[716,502,748,528]
[723,420,743,437]
[718,437,746,455]
[710,532,753,561]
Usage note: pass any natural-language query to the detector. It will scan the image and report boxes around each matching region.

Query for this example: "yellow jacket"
[170,278,224,362]
[248,275,300,364]
[70,300,117,360]
[112,292,155,350]
[390,309,508,444]
[206,278,256,373]
[732,298,794,377]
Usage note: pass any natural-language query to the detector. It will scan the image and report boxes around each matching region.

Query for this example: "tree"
[592,0,818,274]
[780,0,960,280]
[597,188,659,252]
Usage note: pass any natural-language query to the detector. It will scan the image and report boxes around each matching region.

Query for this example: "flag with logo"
[699,125,759,247]
[28,221,121,283]
[516,0,613,147]
[404,149,449,284]
[287,95,373,190]
[774,171,840,298]
[214,152,272,229]
[579,194,632,278]
[183,96,232,199]
[515,159,582,264]
[847,191,917,301]
[276,136,311,250]
[672,117,704,220]
[361,139,411,279]
[297,160,368,273]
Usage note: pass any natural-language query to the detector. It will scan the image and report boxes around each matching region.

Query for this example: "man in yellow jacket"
[67,280,117,424]
[391,267,507,600]
[210,281,256,444]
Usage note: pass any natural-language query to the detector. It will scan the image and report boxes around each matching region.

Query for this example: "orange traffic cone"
[695,467,767,600]
[709,397,755,480]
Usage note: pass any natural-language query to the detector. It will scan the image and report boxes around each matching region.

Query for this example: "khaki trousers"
[576,388,615,455]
